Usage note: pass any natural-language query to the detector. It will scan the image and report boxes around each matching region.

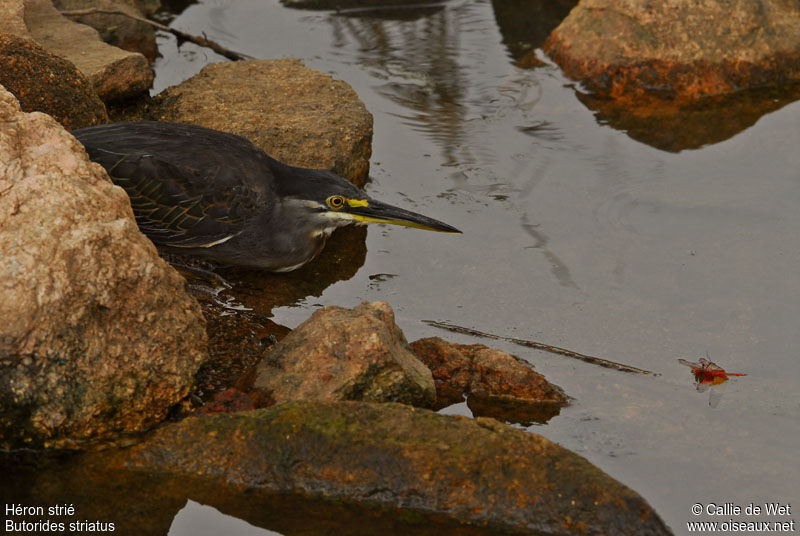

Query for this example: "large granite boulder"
[544,0,800,102]
[0,87,207,449]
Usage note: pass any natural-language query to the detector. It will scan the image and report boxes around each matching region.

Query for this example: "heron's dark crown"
[271,162,366,206]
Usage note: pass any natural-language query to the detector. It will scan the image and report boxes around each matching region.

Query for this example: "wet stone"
[544,0,800,103]
[19,0,153,101]
[0,448,541,536]
[411,337,569,424]
[116,401,673,535]
[0,33,108,129]
[52,0,159,61]
[246,302,436,408]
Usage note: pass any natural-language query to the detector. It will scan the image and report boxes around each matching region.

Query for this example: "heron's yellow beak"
[345,199,461,233]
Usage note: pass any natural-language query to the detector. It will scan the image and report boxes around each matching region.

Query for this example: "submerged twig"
[422,320,656,375]
[59,8,254,61]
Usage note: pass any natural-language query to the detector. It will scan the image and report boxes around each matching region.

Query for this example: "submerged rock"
[0,88,207,449]
[544,0,800,103]
[411,337,568,424]
[0,33,108,129]
[3,0,153,101]
[247,302,435,408]
[149,59,373,186]
[119,401,672,535]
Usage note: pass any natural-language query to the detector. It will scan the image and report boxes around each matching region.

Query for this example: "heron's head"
[277,168,461,238]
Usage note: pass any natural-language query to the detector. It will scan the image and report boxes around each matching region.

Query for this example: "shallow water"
[151,0,797,532]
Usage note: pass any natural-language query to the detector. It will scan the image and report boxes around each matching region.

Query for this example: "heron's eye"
[327,195,345,210]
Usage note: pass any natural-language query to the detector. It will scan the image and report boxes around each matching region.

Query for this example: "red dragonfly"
[678,356,747,407]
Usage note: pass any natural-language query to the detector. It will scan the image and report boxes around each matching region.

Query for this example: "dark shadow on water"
[490,0,577,66]
[281,0,449,18]
[577,84,800,152]
[466,395,562,426]
[331,3,446,22]
[214,225,368,318]
[156,0,199,18]
[0,450,528,536]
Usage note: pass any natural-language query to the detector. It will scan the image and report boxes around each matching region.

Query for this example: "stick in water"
[59,8,254,61]
[422,320,656,375]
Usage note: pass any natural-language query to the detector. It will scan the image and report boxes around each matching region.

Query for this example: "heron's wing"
[73,122,278,248]
[99,152,258,248]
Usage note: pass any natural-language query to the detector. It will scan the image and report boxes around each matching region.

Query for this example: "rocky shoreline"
[5,0,797,532]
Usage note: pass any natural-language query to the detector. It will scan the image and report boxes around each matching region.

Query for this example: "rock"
[544,0,800,103]
[411,337,568,424]
[0,88,207,449]
[119,401,672,535]
[124,0,159,15]
[149,59,373,186]
[0,0,28,35]
[5,0,154,102]
[52,0,158,61]
[247,302,436,408]
[0,34,108,129]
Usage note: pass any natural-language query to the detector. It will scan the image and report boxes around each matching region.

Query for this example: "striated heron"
[73,121,460,272]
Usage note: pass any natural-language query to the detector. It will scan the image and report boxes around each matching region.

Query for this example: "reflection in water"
[158,0,572,169]
[160,0,198,18]
[321,0,584,295]
[327,2,557,169]
[490,0,576,64]
[322,0,800,160]
[0,451,515,536]
[520,214,579,289]
[577,85,800,152]
[217,226,369,317]
[516,120,562,141]
[329,4,473,166]
[333,2,447,22]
